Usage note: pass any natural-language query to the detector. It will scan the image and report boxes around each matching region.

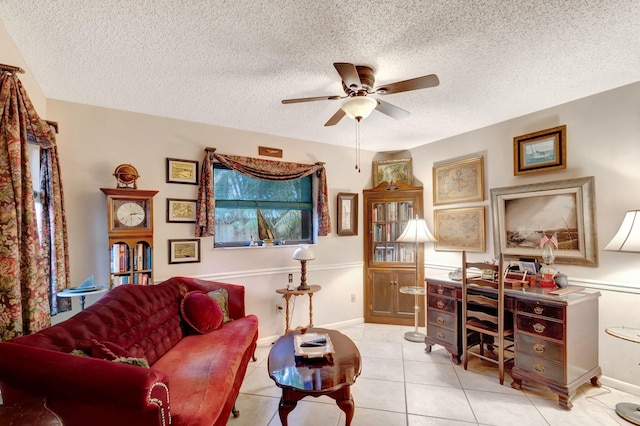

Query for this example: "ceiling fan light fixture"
[341,96,377,121]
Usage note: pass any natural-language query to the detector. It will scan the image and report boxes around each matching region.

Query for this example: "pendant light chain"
[355,119,361,172]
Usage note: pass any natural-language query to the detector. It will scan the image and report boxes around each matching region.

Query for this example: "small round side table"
[606,326,640,425]
[275,285,321,333]
[399,285,426,342]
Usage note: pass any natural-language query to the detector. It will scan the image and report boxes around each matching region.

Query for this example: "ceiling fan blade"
[375,99,410,120]
[324,109,346,126]
[375,74,440,95]
[334,63,361,90]
[282,95,342,104]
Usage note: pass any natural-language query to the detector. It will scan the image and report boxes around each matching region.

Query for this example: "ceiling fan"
[281,62,439,126]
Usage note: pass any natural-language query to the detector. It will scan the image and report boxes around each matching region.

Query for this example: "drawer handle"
[533,323,545,334]
[436,300,445,309]
[533,343,545,353]
[437,332,445,339]
[534,363,545,373]
[437,316,445,324]
[437,287,444,295]
[534,306,544,315]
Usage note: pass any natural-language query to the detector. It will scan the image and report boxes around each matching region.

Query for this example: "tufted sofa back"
[11,278,191,365]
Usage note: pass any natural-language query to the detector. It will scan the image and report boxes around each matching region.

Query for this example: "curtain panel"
[196,150,331,238]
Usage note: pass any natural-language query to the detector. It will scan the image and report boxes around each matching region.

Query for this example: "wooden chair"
[461,251,514,385]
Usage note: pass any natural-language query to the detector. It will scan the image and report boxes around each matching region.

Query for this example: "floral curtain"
[40,135,71,315]
[196,149,331,237]
[0,71,69,340]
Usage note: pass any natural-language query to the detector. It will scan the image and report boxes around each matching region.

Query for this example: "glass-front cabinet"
[363,181,424,326]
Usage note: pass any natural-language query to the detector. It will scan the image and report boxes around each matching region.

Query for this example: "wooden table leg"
[308,293,314,328]
[329,386,355,426]
[283,294,292,332]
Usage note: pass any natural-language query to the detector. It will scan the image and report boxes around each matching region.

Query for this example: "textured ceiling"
[1,1,639,152]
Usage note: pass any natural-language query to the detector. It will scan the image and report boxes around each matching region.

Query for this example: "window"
[27,143,43,239]
[213,164,314,247]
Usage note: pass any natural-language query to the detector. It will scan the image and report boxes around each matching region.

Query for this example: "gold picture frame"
[372,159,412,187]
[337,193,358,236]
[490,176,598,266]
[513,125,567,176]
[166,198,197,223]
[166,158,199,185]
[168,239,201,264]
[434,206,486,252]
[433,155,484,205]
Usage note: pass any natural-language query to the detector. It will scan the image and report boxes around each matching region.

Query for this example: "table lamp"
[292,244,315,291]
[604,209,640,425]
[396,215,437,342]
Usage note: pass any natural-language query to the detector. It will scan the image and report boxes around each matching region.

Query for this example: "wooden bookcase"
[363,181,424,326]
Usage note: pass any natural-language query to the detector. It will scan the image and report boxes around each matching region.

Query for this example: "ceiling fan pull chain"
[354,120,361,172]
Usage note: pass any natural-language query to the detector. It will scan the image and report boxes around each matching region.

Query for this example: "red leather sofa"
[0,276,259,426]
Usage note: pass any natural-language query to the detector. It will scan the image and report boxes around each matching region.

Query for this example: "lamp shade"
[292,244,315,260]
[605,210,640,252]
[396,218,437,243]
[341,96,377,121]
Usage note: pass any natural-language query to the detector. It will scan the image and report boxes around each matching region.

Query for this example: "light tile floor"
[230,323,640,426]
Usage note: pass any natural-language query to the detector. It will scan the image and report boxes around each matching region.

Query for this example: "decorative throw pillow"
[113,357,150,368]
[208,288,233,323]
[180,291,224,333]
[90,338,133,360]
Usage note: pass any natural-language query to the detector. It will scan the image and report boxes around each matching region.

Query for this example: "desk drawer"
[427,324,457,346]
[428,284,456,298]
[516,333,564,363]
[517,316,564,340]
[428,295,455,313]
[516,352,564,383]
[428,309,455,329]
[517,300,563,320]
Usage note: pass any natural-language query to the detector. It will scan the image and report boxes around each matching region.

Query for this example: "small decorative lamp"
[292,244,315,291]
[539,232,558,288]
[604,210,640,425]
[396,215,437,342]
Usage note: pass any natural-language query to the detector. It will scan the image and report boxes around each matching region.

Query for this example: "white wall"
[412,82,640,389]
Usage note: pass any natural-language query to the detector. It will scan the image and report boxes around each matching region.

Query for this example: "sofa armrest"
[181,277,246,319]
[0,342,168,412]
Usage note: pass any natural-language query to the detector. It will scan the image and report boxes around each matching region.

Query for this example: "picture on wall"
[433,155,484,205]
[513,125,566,176]
[168,239,201,264]
[434,206,485,252]
[167,198,197,223]
[372,158,413,187]
[337,193,358,236]
[166,158,199,185]
[490,176,597,266]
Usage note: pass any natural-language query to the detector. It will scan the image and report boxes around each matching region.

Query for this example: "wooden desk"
[275,285,321,332]
[425,274,601,410]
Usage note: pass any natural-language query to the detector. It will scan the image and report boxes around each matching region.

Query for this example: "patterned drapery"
[0,71,69,340]
[196,150,331,238]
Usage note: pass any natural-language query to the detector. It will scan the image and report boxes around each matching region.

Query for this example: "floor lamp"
[604,209,640,425]
[396,215,437,342]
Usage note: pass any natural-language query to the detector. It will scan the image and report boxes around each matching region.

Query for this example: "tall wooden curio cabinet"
[101,188,158,288]
[363,181,425,326]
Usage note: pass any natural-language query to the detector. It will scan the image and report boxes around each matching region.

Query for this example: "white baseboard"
[601,375,640,397]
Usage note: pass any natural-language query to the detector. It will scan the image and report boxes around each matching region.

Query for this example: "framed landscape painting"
[434,206,485,252]
[372,159,412,187]
[490,176,597,266]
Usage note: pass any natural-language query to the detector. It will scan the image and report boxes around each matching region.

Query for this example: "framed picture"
[258,146,283,158]
[168,239,201,264]
[434,206,485,252]
[337,193,358,236]
[166,158,199,185]
[490,176,598,266]
[513,125,566,176]
[433,155,484,205]
[372,159,412,187]
[166,198,197,223]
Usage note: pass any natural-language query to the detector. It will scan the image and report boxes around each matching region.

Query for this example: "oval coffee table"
[268,327,361,425]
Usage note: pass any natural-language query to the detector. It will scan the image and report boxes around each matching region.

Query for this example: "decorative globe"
[113,164,139,189]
